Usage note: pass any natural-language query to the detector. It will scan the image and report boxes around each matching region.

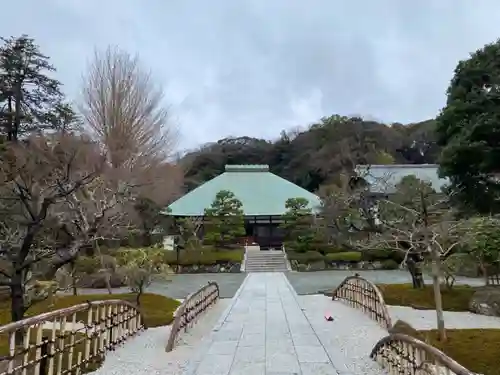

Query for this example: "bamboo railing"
[165,282,219,352]
[370,333,475,375]
[0,300,144,375]
[331,275,393,329]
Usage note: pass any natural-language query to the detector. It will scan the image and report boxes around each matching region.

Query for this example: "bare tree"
[0,133,104,323]
[80,45,178,168]
[360,176,463,342]
[50,165,134,273]
[79,46,182,242]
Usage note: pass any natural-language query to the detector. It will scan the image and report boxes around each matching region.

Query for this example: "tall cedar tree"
[204,190,245,248]
[0,35,76,142]
[436,39,500,214]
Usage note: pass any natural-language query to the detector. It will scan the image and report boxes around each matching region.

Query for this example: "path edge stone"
[213,273,250,332]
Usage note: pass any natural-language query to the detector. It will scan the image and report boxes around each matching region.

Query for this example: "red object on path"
[325,313,333,321]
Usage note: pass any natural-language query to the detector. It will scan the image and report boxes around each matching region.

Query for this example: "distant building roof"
[166,164,322,216]
[355,164,449,193]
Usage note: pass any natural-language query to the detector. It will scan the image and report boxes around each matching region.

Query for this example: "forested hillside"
[181,115,439,192]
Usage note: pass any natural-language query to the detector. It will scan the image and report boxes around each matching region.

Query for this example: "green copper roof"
[167,164,321,216]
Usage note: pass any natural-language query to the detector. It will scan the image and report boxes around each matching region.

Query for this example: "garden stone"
[297,264,308,272]
[176,262,242,273]
[469,287,500,316]
[308,261,326,271]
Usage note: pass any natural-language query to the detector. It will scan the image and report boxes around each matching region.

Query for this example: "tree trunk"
[431,246,446,341]
[70,262,78,296]
[13,79,22,142]
[95,240,113,294]
[414,261,425,288]
[105,271,113,295]
[480,262,489,285]
[142,230,152,247]
[10,272,25,345]
[407,257,424,289]
[135,290,142,306]
[10,278,24,322]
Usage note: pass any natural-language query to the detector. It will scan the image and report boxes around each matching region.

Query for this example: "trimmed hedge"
[361,248,405,263]
[287,251,325,263]
[163,248,244,266]
[74,256,102,274]
[325,252,362,262]
[380,259,399,270]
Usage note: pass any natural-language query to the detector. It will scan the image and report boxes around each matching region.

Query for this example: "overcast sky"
[2,1,500,150]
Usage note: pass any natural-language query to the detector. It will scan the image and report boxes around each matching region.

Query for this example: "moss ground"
[377,283,477,311]
[390,320,500,375]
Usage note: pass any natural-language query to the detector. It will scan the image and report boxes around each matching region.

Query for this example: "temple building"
[166,164,321,250]
[354,164,448,197]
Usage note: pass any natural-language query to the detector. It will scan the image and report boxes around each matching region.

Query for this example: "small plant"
[117,248,172,306]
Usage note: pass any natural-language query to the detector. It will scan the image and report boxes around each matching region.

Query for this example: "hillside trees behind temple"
[182,116,441,193]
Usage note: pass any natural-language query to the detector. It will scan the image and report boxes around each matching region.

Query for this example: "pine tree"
[204,190,245,248]
[0,35,77,141]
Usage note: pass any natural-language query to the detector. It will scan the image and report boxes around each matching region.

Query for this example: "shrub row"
[74,248,244,275]
[287,247,403,261]
[163,248,244,266]
[286,242,404,262]
[287,250,400,270]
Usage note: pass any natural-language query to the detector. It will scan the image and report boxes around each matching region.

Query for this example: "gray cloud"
[2,0,500,149]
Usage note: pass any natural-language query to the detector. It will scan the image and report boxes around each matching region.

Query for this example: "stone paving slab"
[187,272,341,375]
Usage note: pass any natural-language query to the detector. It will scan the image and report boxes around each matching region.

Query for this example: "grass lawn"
[377,283,477,311]
[0,293,180,374]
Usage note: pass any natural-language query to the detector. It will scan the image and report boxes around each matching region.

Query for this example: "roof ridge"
[225,164,269,172]
[356,164,439,169]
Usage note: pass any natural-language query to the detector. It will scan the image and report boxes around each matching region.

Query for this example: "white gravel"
[298,295,389,375]
[88,292,500,375]
[297,295,500,375]
[388,305,500,330]
[89,298,232,375]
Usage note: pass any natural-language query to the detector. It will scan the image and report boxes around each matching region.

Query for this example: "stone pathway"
[90,272,390,375]
[185,272,353,375]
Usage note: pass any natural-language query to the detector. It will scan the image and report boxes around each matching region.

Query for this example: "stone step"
[246,256,286,261]
[245,263,287,267]
[245,262,287,267]
[245,267,289,272]
[245,258,286,262]
[246,270,289,273]
[243,250,289,272]
[246,253,285,257]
